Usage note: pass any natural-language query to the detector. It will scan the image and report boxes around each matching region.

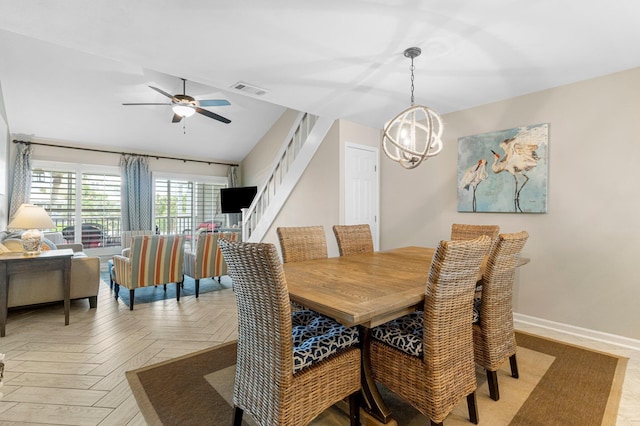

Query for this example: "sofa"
[0,231,100,309]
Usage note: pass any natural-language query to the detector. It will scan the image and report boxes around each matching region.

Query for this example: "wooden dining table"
[284,245,529,424]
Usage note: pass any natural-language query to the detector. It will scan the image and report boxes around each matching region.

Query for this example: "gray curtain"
[227,166,241,226]
[120,155,152,231]
[9,143,32,218]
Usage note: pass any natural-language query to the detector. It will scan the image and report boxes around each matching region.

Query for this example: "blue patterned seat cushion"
[472,296,481,324]
[371,311,423,357]
[291,310,359,373]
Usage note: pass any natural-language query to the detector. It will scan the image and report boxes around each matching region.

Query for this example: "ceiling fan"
[123,78,231,124]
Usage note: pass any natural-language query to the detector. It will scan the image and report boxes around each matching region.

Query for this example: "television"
[220,186,258,213]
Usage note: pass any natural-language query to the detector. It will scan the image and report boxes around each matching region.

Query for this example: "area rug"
[126,331,627,426]
[100,271,232,306]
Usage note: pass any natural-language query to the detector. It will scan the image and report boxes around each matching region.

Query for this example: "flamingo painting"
[457,123,548,213]
[459,159,488,212]
[490,132,541,212]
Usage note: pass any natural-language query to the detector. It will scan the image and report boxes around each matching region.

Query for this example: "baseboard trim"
[514,313,640,352]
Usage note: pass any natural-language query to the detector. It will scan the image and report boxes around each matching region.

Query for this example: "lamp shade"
[8,204,55,230]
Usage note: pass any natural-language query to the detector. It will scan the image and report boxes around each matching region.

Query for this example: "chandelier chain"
[410,57,415,106]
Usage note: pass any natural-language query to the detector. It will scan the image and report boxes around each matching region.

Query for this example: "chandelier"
[382,47,444,169]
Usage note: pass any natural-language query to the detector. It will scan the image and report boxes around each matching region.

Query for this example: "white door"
[344,143,379,250]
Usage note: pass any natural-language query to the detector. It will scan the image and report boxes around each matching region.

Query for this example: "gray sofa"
[0,232,100,309]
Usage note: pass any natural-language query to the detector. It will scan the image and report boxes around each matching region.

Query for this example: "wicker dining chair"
[370,236,492,426]
[333,224,374,256]
[218,239,361,426]
[451,223,500,295]
[473,231,529,401]
[450,223,500,242]
[276,226,328,263]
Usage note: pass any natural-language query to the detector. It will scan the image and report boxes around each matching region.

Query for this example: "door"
[344,143,379,250]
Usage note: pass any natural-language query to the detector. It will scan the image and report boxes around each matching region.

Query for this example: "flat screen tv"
[220,186,258,213]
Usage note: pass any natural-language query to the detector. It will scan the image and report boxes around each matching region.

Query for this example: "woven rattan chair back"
[333,224,374,256]
[473,231,529,401]
[371,235,492,425]
[218,239,361,426]
[277,226,328,263]
[450,223,499,243]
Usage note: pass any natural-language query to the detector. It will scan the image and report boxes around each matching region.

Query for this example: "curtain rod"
[12,140,239,167]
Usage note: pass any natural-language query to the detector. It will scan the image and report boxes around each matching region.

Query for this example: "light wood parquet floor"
[0,271,639,425]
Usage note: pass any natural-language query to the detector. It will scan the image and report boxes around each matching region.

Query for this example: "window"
[153,174,227,251]
[30,161,121,252]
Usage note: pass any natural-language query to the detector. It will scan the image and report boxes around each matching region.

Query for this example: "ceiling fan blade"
[196,107,231,124]
[197,99,231,107]
[122,102,171,106]
[149,85,175,99]
[172,113,183,123]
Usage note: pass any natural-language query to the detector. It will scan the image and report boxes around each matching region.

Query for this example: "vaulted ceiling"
[1,1,639,162]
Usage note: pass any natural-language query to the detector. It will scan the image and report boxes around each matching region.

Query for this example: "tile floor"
[0,275,638,425]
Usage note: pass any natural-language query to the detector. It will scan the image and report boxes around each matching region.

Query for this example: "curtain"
[227,166,241,226]
[120,155,152,231]
[9,143,32,218]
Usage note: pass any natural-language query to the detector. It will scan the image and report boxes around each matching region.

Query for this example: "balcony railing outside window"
[31,163,227,252]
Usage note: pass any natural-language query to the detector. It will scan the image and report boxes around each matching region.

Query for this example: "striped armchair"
[120,230,156,256]
[108,230,155,288]
[183,231,240,297]
[112,234,185,310]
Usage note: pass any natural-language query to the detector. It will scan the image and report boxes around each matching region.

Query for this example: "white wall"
[6,137,232,179]
[380,67,640,340]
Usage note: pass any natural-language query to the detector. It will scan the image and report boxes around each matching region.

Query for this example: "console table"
[0,249,74,337]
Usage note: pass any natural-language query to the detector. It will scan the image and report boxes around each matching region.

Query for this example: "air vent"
[231,81,268,96]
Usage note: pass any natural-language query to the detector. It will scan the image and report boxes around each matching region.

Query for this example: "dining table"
[284,245,529,424]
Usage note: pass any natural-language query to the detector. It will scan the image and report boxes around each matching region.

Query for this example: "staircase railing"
[242,112,334,242]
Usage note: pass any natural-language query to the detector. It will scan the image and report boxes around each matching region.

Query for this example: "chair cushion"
[472,296,481,324]
[371,311,423,357]
[291,310,359,373]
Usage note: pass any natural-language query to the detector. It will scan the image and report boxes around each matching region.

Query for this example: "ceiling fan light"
[172,104,196,117]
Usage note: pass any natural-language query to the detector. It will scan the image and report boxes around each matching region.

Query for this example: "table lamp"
[7,204,56,256]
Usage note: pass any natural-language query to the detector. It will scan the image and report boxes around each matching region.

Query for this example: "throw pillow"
[41,237,58,250]
[1,239,24,252]
[0,238,57,252]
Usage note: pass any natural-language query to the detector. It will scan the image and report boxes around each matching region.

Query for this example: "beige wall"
[0,83,8,229]
[381,67,640,340]
[241,115,382,258]
[242,114,342,256]
[4,67,638,341]
[241,109,299,188]
[243,69,640,341]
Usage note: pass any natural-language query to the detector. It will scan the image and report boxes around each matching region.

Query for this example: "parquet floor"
[0,270,639,425]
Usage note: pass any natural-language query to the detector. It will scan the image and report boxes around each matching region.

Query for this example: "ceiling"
[1,1,639,163]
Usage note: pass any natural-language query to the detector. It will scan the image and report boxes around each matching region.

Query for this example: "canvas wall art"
[457,123,548,213]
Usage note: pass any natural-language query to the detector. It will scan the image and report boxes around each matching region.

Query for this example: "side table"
[0,249,74,337]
